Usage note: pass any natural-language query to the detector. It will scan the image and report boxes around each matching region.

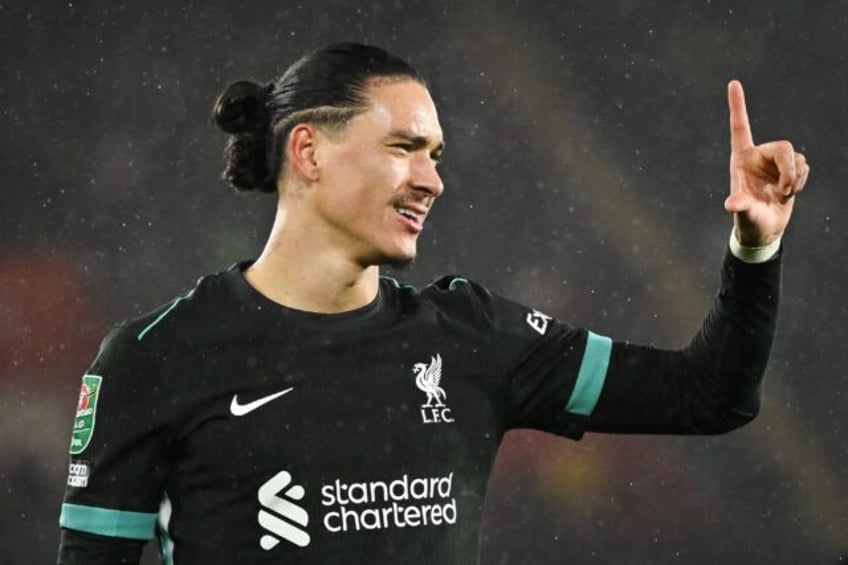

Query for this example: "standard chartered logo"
[257,470,311,549]
[322,472,456,533]
[257,470,457,551]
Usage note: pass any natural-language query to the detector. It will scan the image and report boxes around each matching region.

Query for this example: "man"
[58,43,808,564]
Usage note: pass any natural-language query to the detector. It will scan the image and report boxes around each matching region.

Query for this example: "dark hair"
[212,43,426,193]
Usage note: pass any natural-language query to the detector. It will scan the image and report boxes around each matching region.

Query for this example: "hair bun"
[212,80,269,134]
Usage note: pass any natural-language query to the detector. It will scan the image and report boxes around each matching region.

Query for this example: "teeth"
[396,206,419,221]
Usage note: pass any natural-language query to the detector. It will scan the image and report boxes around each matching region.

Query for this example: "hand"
[724,80,810,247]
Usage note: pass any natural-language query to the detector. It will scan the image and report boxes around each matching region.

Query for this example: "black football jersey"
[58,251,781,564]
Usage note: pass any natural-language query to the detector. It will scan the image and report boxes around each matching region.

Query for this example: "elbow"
[718,405,760,433]
[721,380,763,432]
[700,399,761,434]
[692,366,764,434]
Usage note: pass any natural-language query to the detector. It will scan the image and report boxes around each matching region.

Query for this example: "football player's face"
[312,79,445,266]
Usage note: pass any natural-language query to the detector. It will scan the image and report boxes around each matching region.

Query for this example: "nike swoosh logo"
[230,387,294,417]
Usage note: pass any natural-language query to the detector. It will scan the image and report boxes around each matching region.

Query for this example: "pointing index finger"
[728,79,754,152]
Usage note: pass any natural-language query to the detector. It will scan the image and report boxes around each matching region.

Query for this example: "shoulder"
[421,275,495,308]
[380,274,500,327]
[117,265,243,346]
[412,274,563,339]
[380,273,491,302]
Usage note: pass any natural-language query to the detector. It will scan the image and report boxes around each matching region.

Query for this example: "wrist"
[729,229,781,263]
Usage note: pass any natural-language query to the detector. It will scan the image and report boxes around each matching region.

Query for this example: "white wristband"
[728,229,781,263]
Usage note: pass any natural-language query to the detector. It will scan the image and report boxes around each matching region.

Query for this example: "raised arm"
[585,81,810,434]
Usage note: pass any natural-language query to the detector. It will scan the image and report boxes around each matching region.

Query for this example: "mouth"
[393,202,428,234]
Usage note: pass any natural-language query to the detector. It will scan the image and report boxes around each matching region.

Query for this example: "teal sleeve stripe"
[565,331,613,416]
[60,503,157,540]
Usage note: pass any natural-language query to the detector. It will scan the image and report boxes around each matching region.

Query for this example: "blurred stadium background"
[2,1,846,562]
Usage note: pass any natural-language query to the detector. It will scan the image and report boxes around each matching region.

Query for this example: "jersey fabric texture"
[58,249,781,564]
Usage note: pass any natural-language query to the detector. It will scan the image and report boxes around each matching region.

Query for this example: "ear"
[286,123,321,182]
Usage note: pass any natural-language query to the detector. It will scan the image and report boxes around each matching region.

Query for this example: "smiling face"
[301,78,445,267]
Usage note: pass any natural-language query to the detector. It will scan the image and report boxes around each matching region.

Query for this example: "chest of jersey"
[154,317,507,560]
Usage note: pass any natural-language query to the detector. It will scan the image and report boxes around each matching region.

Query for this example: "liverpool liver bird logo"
[414,354,445,407]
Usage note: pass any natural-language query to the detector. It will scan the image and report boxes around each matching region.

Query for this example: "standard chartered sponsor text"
[321,472,456,533]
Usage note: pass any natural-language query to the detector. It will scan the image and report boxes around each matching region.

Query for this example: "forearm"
[587,247,781,434]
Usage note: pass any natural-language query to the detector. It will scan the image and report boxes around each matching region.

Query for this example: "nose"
[410,154,444,199]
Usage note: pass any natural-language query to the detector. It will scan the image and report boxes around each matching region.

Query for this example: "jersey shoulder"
[414,273,563,339]
[421,274,493,306]
[381,274,501,331]
[113,265,242,348]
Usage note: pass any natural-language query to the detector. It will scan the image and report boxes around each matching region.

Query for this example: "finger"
[728,80,755,153]
[757,140,797,195]
[793,154,810,194]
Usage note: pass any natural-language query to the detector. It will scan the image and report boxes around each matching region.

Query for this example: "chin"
[362,236,418,269]
[377,244,417,270]
[381,255,416,271]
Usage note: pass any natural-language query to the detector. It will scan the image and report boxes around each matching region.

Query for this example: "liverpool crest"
[414,354,453,424]
[70,374,102,455]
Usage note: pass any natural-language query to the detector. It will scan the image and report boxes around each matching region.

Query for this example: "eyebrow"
[387,129,445,155]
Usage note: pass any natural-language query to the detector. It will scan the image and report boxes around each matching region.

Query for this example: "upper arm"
[59,326,169,546]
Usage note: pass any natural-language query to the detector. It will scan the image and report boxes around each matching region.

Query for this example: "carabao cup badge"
[70,374,103,455]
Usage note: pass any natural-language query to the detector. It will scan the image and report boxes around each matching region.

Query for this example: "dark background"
[2,1,846,563]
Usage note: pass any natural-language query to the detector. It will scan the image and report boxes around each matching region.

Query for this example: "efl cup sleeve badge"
[70,374,102,455]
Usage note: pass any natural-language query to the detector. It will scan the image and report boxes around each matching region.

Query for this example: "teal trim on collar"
[566,331,612,416]
[448,277,469,290]
[60,503,157,540]
[380,276,416,290]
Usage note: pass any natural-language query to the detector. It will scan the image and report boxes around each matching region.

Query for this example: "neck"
[244,203,380,314]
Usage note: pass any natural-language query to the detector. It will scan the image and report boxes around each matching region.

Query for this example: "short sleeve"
[59,325,170,541]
